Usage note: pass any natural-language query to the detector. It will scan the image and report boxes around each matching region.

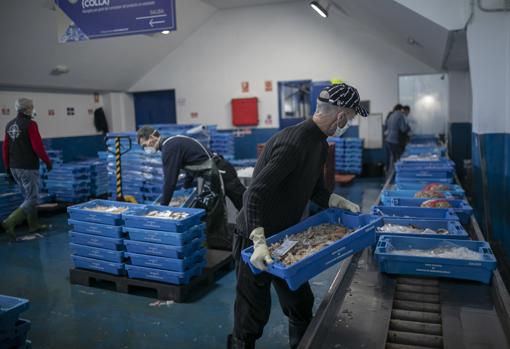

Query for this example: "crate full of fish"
[71,255,125,275]
[241,209,382,291]
[68,200,144,225]
[394,183,465,198]
[375,217,468,240]
[125,261,205,285]
[0,295,29,335]
[125,248,206,272]
[375,236,496,284]
[122,206,205,232]
[389,198,473,224]
[123,223,205,246]
[380,189,455,206]
[69,243,125,263]
[124,236,204,259]
[371,205,460,221]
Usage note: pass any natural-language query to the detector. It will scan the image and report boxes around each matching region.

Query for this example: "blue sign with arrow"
[55,0,176,43]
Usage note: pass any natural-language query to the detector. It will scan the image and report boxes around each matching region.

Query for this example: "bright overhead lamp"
[161,30,171,35]
[310,1,328,18]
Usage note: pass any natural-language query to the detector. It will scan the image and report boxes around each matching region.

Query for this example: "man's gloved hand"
[46,161,53,172]
[249,227,273,271]
[329,193,360,213]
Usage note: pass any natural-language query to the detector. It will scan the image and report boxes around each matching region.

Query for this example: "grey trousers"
[10,168,40,215]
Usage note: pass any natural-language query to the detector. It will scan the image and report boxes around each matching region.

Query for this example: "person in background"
[385,104,410,173]
[399,105,412,154]
[137,127,246,250]
[228,83,368,349]
[2,98,52,239]
[384,104,404,173]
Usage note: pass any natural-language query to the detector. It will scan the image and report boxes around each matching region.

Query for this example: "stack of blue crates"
[210,129,235,158]
[68,200,144,275]
[328,137,363,174]
[47,163,91,203]
[122,205,207,285]
[39,150,63,193]
[79,159,109,197]
[0,295,31,349]
[372,135,492,283]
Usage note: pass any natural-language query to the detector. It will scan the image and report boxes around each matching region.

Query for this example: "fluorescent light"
[310,1,328,18]
[161,30,170,35]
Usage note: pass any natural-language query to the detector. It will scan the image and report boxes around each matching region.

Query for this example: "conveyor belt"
[299,172,510,349]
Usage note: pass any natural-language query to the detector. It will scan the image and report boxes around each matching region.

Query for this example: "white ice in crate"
[377,223,447,235]
[388,243,483,261]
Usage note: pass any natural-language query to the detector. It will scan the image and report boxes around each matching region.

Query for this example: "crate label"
[273,240,298,258]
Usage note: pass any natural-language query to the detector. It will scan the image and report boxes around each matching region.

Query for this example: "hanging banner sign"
[55,0,176,43]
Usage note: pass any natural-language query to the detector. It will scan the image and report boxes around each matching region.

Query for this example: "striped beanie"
[318,83,368,117]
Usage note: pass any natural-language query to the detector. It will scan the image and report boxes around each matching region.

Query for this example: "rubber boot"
[289,320,309,349]
[27,210,48,234]
[227,334,255,349]
[1,208,26,240]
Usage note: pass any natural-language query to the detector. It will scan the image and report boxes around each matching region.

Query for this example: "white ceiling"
[0,0,216,91]
[201,0,297,9]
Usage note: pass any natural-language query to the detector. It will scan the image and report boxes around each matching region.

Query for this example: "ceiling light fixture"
[161,30,171,35]
[310,1,328,18]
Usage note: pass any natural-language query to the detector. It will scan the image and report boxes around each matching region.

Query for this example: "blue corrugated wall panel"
[471,132,510,259]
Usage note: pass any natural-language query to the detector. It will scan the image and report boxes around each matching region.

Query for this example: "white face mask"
[334,119,352,137]
[144,146,157,154]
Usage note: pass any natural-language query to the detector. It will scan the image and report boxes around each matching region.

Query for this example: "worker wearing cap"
[2,98,52,239]
[137,128,246,250]
[228,83,368,349]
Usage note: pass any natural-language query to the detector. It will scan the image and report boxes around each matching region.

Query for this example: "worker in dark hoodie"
[2,98,52,239]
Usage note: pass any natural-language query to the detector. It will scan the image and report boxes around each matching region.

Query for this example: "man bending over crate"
[229,84,368,349]
[2,98,53,239]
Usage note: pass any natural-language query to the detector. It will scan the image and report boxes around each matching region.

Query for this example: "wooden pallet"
[69,249,234,303]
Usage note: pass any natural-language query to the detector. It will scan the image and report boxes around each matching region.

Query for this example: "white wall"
[467,5,510,134]
[0,90,102,138]
[394,0,471,30]
[101,93,136,133]
[448,71,472,124]
[131,1,435,128]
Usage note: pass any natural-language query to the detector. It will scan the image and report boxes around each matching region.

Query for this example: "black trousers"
[232,234,314,348]
[388,141,403,173]
[215,157,246,211]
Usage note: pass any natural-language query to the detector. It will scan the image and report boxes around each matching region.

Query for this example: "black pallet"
[69,249,234,303]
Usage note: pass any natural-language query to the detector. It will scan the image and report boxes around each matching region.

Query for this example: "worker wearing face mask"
[228,84,368,349]
[137,127,246,250]
[2,98,52,240]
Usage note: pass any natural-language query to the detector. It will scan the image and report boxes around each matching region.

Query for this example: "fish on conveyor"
[414,190,445,199]
[146,210,190,220]
[169,196,187,207]
[83,206,128,214]
[423,183,450,192]
[268,223,353,267]
[377,223,448,235]
[420,199,452,208]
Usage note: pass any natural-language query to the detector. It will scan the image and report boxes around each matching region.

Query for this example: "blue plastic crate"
[125,261,205,285]
[396,167,453,178]
[396,176,454,184]
[380,190,455,206]
[371,205,459,221]
[68,200,144,225]
[124,237,204,259]
[67,220,124,238]
[389,198,473,224]
[71,255,125,275]
[122,206,205,232]
[241,209,382,291]
[0,318,31,344]
[375,236,496,284]
[394,183,465,198]
[69,243,125,262]
[0,295,29,334]
[125,248,206,272]
[124,223,205,246]
[375,217,468,240]
[69,232,124,251]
